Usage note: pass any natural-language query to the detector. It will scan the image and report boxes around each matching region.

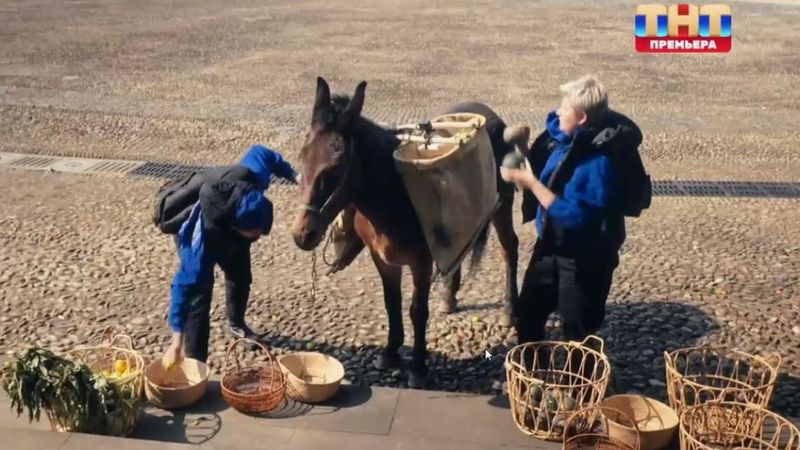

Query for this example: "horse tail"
[467,220,491,275]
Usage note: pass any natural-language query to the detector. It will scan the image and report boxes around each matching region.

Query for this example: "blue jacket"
[520,110,627,259]
[168,145,295,332]
[535,111,616,238]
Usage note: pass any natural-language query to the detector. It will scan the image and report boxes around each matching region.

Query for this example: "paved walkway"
[1,376,564,450]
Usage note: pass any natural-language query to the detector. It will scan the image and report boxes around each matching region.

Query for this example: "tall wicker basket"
[664,346,781,414]
[679,402,800,450]
[506,335,611,441]
[61,327,145,436]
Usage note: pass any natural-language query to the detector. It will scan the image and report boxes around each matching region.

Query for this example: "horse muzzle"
[291,208,328,251]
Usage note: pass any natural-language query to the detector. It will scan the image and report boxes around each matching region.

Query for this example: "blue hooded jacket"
[168,145,294,332]
[535,111,616,239]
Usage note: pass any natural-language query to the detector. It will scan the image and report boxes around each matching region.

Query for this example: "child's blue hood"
[239,144,297,191]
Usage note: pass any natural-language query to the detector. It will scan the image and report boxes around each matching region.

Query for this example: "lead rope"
[310,251,318,303]
[309,223,341,303]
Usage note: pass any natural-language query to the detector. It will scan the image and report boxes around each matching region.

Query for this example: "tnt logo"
[635,4,732,53]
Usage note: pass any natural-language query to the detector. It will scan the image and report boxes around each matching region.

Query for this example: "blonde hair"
[559,75,609,123]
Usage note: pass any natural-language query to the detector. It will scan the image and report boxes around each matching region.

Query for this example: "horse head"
[291,77,367,251]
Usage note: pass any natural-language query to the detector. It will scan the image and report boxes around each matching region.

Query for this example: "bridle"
[301,136,358,303]
[301,137,358,225]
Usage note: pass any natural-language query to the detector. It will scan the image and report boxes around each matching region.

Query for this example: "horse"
[290,77,519,388]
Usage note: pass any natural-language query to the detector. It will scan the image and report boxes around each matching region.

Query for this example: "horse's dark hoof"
[374,352,403,370]
[408,371,428,389]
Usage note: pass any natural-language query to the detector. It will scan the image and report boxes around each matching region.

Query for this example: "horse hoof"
[439,298,458,315]
[374,353,403,370]
[408,372,428,389]
[499,311,515,328]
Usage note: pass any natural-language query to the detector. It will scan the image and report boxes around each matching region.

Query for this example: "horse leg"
[492,191,519,327]
[370,251,404,370]
[408,254,433,389]
[439,266,461,314]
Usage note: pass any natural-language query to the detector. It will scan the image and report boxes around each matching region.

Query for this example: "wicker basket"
[278,352,345,403]
[221,338,286,415]
[679,402,800,450]
[61,329,146,436]
[563,405,641,450]
[144,358,210,410]
[600,395,679,450]
[506,335,611,441]
[664,346,781,415]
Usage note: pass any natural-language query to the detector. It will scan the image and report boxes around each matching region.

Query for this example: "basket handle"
[564,405,641,446]
[223,338,277,375]
[98,325,134,350]
[765,352,783,370]
[580,335,605,354]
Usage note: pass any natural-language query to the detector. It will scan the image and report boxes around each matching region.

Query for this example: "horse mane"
[330,94,352,115]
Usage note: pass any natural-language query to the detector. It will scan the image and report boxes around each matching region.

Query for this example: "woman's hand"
[500,162,536,189]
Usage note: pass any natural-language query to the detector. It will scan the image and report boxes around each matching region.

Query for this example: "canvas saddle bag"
[325,113,498,278]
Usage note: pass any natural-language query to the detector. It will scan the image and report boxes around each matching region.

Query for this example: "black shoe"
[228,321,255,338]
[227,321,270,345]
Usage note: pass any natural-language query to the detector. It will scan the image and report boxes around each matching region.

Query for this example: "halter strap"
[300,138,356,222]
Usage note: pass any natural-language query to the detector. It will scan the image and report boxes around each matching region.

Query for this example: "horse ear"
[342,81,367,125]
[313,77,331,116]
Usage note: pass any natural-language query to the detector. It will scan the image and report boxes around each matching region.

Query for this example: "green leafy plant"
[1,347,133,435]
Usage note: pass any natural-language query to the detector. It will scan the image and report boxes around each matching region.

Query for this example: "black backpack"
[151,165,256,234]
[591,110,651,218]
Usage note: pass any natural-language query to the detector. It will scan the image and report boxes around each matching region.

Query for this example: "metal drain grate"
[4,155,59,170]
[87,160,144,175]
[127,161,295,186]
[654,181,800,199]
[128,162,192,179]
[0,152,144,176]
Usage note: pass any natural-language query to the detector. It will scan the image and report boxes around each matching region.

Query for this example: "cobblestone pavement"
[0,0,798,418]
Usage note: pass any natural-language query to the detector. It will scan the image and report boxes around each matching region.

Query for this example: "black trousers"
[516,240,619,345]
[173,232,253,362]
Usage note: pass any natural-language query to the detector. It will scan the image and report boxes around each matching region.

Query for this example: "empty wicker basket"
[600,395,679,450]
[505,335,611,441]
[664,346,781,414]
[679,402,800,450]
[278,352,345,403]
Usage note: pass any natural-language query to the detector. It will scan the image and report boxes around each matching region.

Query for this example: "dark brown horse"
[290,77,519,387]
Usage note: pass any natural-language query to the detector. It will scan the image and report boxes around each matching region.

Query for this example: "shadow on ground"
[772,373,800,417]
[131,380,375,444]
[132,380,227,445]
[256,300,725,404]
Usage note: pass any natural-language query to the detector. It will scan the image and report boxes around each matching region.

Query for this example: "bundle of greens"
[1,347,133,435]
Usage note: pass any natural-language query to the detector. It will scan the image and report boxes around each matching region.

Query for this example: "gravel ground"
[0,170,798,416]
[0,0,798,419]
